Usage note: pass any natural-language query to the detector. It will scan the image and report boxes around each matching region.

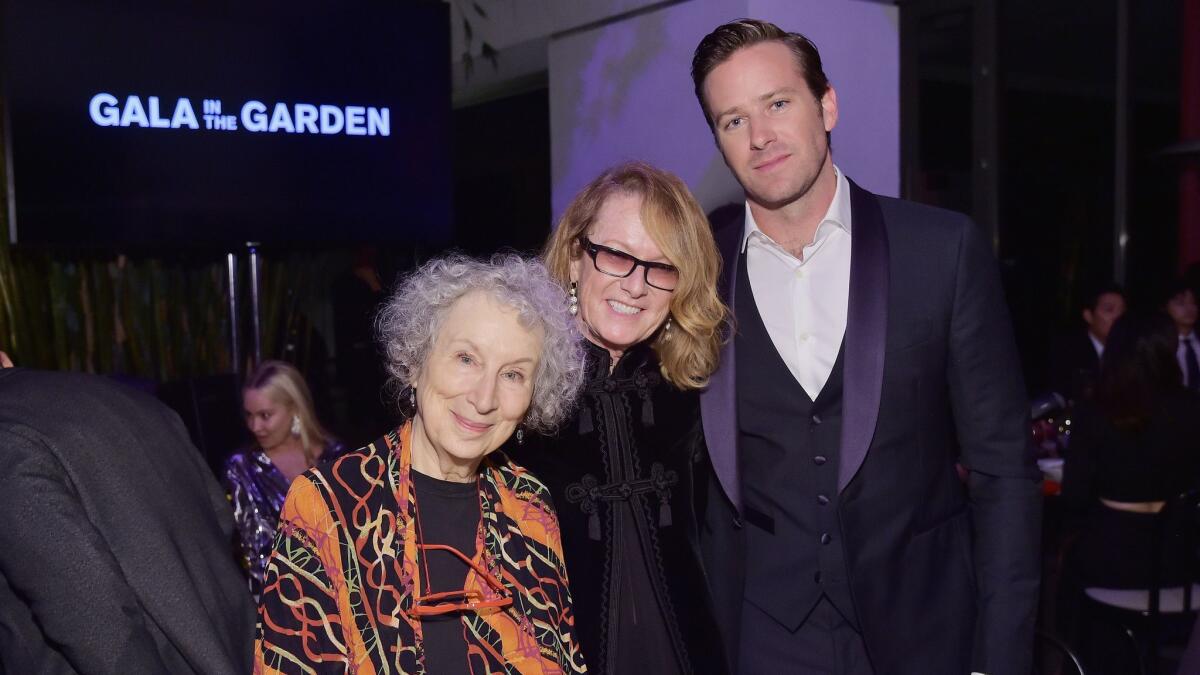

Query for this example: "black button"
[813,455,828,466]
[733,516,744,529]
[821,532,832,545]
[817,494,830,506]
[812,414,822,425]
[814,571,823,584]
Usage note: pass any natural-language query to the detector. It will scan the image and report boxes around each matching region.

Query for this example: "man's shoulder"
[864,189,975,234]
[0,368,164,429]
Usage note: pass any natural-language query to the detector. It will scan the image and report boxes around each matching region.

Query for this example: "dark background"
[2,0,452,247]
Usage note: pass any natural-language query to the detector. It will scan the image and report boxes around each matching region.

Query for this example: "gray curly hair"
[376,253,586,433]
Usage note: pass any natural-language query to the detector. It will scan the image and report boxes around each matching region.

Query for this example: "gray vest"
[735,253,858,631]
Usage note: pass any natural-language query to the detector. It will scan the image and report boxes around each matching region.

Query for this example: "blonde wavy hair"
[543,162,727,390]
[244,360,332,466]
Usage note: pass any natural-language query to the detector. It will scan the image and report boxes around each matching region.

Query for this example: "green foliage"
[0,246,339,380]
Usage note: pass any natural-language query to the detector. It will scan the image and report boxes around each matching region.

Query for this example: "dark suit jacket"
[1048,329,1102,402]
[0,369,255,674]
[699,181,1042,675]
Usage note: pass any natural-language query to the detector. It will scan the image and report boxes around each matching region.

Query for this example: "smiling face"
[703,41,838,211]
[243,387,294,451]
[569,191,673,362]
[412,291,542,480]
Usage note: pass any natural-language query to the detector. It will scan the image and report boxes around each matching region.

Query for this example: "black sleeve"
[0,428,172,674]
[944,218,1043,675]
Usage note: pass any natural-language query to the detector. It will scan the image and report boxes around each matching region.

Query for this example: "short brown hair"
[543,162,727,390]
[691,18,830,128]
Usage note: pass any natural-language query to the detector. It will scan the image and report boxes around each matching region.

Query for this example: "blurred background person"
[1164,280,1200,391]
[1059,312,1200,670]
[1049,283,1126,403]
[513,162,729,674]
[223,360,346,601]
[0,367,255,674]
[255,254,587,674]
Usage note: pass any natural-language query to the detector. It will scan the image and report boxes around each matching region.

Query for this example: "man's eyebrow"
[713,88,803,122]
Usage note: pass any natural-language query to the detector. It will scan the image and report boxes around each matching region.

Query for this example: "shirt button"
[813,455,828,466]
[821,533,832,545]
[799,332,811,342]
[794,268,805,280]
[817,494,830,506]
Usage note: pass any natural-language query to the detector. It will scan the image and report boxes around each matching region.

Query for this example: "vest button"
[813,455,828,466]
[814,571,823,584]
[811,414,822,425]
[821,532,832,545]
[817,494,830,506]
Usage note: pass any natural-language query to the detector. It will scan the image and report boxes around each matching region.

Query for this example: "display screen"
[3,0,451,246]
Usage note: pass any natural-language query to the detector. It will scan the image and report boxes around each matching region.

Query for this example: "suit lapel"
[700,213,745,514]
[838,181,889,492]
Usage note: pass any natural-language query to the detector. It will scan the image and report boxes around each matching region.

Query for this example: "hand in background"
[0,351,13,368]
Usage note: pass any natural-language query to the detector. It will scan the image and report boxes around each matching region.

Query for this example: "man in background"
[0,365,255,674]
[1165,281,1200,390]
[1050,283,1127,402]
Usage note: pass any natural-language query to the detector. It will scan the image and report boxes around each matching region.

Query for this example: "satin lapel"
[700,215,745,514]
[838,182,889,493]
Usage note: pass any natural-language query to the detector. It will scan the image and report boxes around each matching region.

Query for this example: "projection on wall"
[2,0,451,246]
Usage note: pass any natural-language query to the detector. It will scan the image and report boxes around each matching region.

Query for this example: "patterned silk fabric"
[224,441,347,601]
[254,422,587,674]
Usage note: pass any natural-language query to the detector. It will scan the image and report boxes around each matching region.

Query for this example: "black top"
[411,469,481,675]
[509,341,727,675]
[1062,392,1200,506]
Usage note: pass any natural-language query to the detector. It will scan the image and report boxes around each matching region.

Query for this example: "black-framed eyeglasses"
[578,237,679,292]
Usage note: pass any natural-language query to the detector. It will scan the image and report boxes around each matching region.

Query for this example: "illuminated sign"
[87,93,391,136]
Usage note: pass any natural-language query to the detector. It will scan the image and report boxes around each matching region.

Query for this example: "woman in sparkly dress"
[223,360,346,600]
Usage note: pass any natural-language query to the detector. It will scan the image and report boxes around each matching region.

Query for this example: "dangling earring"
[515,423,526,445]
[663,316,673,335]
[290,414,301,436]
[400,385,418,418]
[568,281,579,316]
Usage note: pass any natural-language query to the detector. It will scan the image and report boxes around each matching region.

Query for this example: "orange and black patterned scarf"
[254,422,587,674]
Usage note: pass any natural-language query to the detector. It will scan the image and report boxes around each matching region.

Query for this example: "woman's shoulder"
[309,434,391,480]
[486,452,555,503]
[223,446,265,477]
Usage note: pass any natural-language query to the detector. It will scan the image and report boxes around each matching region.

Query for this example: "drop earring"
[400,385,418,418]
[663,316,673,335]
[515,423,526,446]
[568,281,579,316]
[290,414,301,436]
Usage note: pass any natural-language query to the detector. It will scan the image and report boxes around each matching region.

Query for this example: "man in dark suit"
[0,367,255,674]
[1048,283,1126,402]
[690,19,1041,675]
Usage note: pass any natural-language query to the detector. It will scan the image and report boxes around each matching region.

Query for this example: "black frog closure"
[508,340,727,675]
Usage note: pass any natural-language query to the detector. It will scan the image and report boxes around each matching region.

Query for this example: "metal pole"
[1114,0,1130,284]
[973,0,1000,252]
[247,242,263,368]
[226,252,241,379]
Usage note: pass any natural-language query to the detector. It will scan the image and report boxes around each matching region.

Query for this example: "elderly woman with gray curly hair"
[254,254,588,675]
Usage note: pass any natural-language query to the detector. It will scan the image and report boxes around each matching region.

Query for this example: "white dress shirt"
[1179,331,1199,387]
[1088,332,1104,358]
[743,166,852,400]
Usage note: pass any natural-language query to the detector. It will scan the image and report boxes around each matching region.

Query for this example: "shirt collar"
[741,165,852,253]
